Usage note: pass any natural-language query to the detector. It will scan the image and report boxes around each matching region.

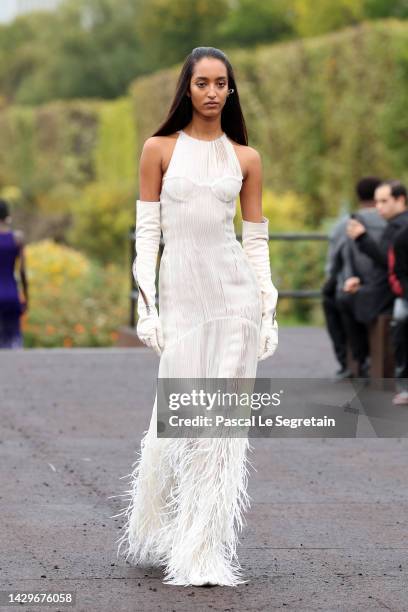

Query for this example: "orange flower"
[46,324,56,334]
[110,331,119,341]
[63,337,73,347]
[74,323,86,334]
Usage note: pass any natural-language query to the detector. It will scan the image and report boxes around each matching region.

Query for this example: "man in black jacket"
[347,180,408,390]
[322,177,383,379]
[391,224,408,405]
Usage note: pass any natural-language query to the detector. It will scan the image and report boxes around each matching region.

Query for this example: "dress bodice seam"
[162,174,243,186]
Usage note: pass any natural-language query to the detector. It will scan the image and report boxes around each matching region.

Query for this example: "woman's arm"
[138,137,164,200]
[133,137,165,355]
[15,230,29,310]
[238,147,263,222]
[238,146,278,360]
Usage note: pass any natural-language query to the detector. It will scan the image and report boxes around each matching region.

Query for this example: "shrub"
[22,239,128,347]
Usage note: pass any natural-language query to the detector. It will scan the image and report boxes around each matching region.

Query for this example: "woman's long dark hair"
[152,47,248,146]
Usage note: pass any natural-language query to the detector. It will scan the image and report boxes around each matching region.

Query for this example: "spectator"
[347,180,408,385]
[0,200,28,348]
[322,177,383,378]
[390,223,408,405]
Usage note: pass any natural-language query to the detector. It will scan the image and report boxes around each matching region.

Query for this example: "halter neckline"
[179,129,226,143]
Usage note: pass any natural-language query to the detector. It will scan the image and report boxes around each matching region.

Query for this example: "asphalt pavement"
[0,327,407,611]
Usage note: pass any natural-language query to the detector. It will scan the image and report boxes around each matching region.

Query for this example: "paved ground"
[0,327,407,611]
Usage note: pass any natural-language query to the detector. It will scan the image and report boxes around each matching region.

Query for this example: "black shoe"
[334,366,353,380]
[357,359,370,378]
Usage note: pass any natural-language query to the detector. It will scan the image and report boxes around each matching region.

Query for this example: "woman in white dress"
[114,46,279,587]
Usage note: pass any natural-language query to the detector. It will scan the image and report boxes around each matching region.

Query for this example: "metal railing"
[129,227,329,328]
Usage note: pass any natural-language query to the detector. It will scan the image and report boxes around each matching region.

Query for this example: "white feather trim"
[111,394,255,586]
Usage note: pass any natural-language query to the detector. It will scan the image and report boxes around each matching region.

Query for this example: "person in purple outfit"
[0,199,28,348]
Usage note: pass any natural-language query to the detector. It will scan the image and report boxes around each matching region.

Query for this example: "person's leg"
[390,298,408,405]
[0,310,23,349]
[322,292,348,372]
[336,291,370,375]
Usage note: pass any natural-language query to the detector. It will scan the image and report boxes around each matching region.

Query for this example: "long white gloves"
[242,216,279,361]
[132,199,164,356]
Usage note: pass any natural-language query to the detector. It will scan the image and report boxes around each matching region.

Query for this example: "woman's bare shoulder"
[229,137,260,158]
[228,138,261,179]
[141,134,179,165]
[141,133,180,175]
[142,133,180,150]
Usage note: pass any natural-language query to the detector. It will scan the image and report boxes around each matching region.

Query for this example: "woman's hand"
[137,310,164,356]
[258,317,278,361]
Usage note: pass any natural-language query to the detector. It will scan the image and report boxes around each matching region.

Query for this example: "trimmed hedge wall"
[130,20,408,224]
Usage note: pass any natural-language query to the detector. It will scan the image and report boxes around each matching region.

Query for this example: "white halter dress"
[116,129,262,586]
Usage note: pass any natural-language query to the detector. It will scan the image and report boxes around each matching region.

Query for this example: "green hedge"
[0,97,137,263]
[0,20,407,326]
[1,20,407,235]
[130,20,408,224]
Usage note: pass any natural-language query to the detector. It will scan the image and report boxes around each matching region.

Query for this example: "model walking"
[115,47,278,587]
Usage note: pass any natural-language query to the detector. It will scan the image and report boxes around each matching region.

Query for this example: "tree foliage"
[0,0,407,104]
[293,0,365,38]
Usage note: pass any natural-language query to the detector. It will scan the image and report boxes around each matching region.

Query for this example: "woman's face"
[188,57,229,115]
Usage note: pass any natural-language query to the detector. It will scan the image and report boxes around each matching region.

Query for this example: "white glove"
[242,216,278,361]
[132,199,164,356]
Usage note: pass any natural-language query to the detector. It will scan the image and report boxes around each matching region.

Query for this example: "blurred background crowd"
[322,177,408,404]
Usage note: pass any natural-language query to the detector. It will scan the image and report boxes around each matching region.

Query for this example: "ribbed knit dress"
[115,129,262,586]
